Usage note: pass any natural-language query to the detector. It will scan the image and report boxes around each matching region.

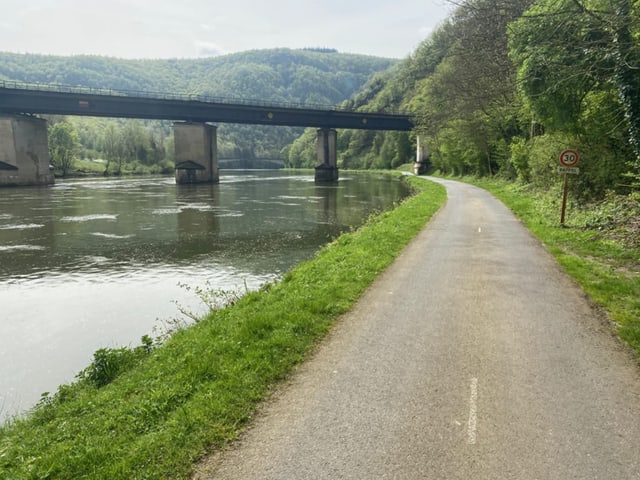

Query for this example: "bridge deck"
[0,84,413,131]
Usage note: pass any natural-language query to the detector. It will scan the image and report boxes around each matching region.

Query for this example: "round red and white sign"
[559,149,579,167]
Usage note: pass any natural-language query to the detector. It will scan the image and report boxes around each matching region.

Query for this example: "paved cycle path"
[195,178,640,479]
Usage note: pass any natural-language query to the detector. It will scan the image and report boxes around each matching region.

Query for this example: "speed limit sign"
[558,149,580,226]
[559,149,579,167]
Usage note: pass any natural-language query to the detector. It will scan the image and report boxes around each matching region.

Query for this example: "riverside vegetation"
[0,175,446,479]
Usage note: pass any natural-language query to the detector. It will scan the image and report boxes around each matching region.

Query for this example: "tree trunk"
[612,0,640,170]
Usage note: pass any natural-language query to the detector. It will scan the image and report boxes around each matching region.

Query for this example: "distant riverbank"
[57,158,283,179]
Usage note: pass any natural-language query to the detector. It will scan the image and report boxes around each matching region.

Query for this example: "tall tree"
[48,121,79,177]
[510,0,640,167]
[412,0,533,176]
[609,0,640,167]
[100,124,123,175]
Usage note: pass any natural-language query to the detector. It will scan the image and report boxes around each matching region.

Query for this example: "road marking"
[467,377,478,445]
[478,227,482,233]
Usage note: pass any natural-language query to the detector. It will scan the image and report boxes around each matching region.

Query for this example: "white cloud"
[199,23,216,32]
[0,0,453,59]
[194,41,226,58]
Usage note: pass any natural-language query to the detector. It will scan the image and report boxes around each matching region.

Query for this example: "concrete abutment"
[0,114,54,186]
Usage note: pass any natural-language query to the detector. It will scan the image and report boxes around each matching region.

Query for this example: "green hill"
[0,48,396,106]
[0,49,397,162]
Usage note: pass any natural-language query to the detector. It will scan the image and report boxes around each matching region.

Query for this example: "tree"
[609,0,640,167]
[411,0,533,177]
[48,121,79,177]
[510,0,640,168]
[100,124,123,175]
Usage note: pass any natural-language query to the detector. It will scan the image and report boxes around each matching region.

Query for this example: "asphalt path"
[195,178,640,479]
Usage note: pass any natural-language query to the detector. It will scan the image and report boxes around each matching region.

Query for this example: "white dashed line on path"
[467,377,478,445]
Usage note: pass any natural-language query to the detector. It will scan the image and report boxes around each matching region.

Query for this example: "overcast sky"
[0,0,454,60]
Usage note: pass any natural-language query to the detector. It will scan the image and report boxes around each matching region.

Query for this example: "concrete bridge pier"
[0,114,54,186]
[315,127,338,183]
[174,122,219,184]
[413,134,429,175]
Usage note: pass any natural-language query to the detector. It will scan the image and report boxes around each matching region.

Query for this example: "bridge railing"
[0,80,410,116]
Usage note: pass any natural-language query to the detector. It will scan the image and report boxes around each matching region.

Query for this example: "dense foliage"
[285,0,640,200]
[0,48,396,170]
[509,0,640,196]
[48,120,80,176]
[0,49,394,104]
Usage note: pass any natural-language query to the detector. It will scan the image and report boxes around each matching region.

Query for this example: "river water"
[0,170,410,420]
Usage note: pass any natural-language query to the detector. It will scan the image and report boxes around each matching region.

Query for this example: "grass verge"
[59,159,174,178]
[458,176,640,356]
[0,175,445,479]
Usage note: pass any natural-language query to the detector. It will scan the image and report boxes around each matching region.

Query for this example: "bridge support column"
[315,128,338,183]
[174,122,219,184]
[0,115,54,187]
[413,135,428,175]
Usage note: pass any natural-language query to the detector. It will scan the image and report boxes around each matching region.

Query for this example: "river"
[0,170,410,420]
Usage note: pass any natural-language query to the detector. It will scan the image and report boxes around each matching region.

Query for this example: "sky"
[0,0,454,60]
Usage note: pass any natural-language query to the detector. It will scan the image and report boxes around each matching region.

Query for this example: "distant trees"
[286,0,534,173]
[285,0,640,199]
[302,48,339,53]
[49,118,172,177]
[100,123,123,175]
[92,120,169,175]
[48,121,79,177]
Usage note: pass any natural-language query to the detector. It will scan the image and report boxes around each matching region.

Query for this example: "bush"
[77,336,154,388]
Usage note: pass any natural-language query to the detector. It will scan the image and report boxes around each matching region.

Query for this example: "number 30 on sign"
[559,149,579,167]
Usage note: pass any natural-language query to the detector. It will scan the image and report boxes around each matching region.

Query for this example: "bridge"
[0,82,415,186]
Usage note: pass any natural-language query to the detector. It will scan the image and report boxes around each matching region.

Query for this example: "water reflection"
[0,170,410,419]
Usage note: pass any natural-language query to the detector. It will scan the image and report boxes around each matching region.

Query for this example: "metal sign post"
[558,150,580,226]
[560,171,570,225]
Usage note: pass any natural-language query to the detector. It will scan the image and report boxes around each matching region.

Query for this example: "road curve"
[194,178,640,479]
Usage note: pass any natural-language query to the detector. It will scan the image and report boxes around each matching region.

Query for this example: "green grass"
[59,159,174,178]
[0,175,446,479]
[70,158,107,175]
[458,176,640,355]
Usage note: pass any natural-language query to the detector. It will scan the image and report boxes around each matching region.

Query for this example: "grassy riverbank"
[0,175,446,479]
[59,158,174,178]
[459,176,640,356]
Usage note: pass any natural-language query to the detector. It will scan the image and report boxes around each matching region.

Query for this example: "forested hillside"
[287,0,640,201]
[0,48,396,172]
[0,48,394,104]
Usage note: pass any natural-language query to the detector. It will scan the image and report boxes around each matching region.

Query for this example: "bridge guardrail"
[0,80,410,116]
